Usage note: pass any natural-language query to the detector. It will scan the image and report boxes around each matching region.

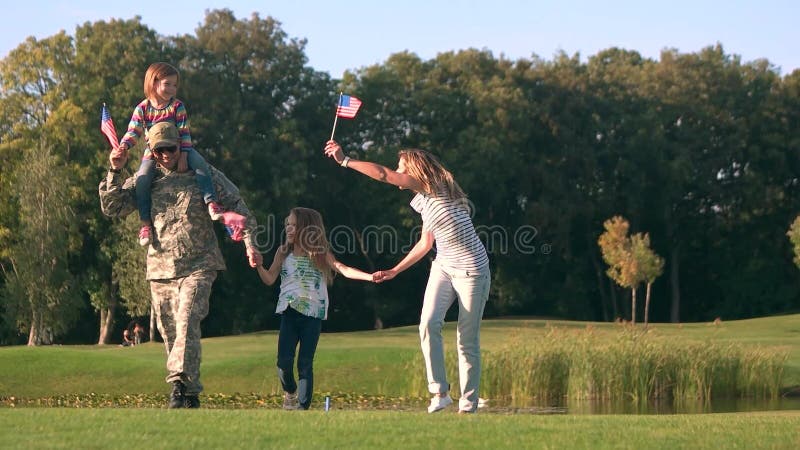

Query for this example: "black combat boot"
[184,394,200,409]
[169,381,185,409]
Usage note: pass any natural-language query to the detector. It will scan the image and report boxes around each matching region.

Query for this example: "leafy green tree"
[0,32,86,344]
[583,48,653,320]
[4,15,800,343]
[631,232,664,327]
[599,218,664,326]
[66,17,162,343]
[88,214,151,344]
[2,147,80,344]
[632,45,777,323]
[598,216,640,323]
[787,216,800,269]
[168,9,340,333]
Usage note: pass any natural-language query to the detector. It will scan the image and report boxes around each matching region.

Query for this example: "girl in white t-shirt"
[257,207,372,410]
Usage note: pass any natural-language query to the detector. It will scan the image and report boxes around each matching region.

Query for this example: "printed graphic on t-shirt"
[277,254,328,320]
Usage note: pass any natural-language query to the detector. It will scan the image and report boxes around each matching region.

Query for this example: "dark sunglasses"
[153,145,178,155]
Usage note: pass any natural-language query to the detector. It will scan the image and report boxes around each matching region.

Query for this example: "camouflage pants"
[150,270,216,395]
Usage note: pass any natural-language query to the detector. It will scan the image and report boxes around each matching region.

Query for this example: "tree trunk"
[99,308,108,344]
[97,304,116,345]
[27,309,39,346]
[354,221,383,331]
[670,245,680,323]
[591,253,612,322]
[609,278,620,320]
[42,327,53,345]
[644,282,652,328]
[98,278,119,345]
[353,228,376,271]
[631,287,637,325]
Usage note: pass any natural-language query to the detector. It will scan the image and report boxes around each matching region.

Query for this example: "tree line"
[1,9,799,345]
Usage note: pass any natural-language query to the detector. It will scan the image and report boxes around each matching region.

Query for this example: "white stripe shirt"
[410,191,489,272]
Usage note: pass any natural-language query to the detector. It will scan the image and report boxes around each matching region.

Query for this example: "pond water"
[478,397,800,415]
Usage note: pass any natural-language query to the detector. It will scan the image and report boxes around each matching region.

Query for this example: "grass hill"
[1,315,798,400]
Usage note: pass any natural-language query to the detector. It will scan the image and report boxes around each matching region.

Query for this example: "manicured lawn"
[1,315,799,448]
[1,315,798,399]
[1,409,798,449]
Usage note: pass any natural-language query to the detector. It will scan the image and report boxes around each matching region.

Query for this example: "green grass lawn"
[1,315,799,399]
[1,409,798,449]
[1,315,799,449]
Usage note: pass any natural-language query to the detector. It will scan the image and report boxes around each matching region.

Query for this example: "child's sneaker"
[138,225,151,247]
[283,392,299,410]
[427,394,453,413]
[207,202,224,221]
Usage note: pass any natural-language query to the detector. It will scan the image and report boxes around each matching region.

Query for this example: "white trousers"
[419,260,490,412]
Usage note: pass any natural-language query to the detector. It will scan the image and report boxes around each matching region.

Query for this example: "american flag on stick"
[100,103,119,149]
[336,94,362,119]
[330,93,362,140]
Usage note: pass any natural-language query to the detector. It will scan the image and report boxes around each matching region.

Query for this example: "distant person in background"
[121,329,134,347]
[100,121,262,409]
[324,140,491,414]
[256,207,373,410]
[133,322,145,345]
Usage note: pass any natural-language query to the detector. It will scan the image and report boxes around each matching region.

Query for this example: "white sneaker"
[207,202,224,221]
[282,392,299,410]
[138,225,151,247]
[427,394,453,413]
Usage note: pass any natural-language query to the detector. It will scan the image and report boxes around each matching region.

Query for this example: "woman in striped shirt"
[324,140,491,414]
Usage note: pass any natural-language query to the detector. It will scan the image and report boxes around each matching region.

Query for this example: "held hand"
[221,211,246,241]
[324,140,345,164]
[246,247,262,268]
[177,151,189,173]
[110,146,128,170]
[373,269,398,283]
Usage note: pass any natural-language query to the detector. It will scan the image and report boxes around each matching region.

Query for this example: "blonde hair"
[289,207,334,285]
[398,149,467,201]
[143,62,180,103]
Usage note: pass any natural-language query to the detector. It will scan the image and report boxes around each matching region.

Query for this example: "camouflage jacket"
[99,165,259,281]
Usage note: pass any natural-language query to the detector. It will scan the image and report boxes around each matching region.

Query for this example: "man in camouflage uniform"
[99,121,262,408]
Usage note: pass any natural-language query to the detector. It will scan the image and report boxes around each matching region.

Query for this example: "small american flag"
[336,95,362,119]
[100,103,119,148]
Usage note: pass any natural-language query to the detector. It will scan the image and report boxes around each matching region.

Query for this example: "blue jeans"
[419,261,490,412]
[277,306,322,410]
[135,149,218,222]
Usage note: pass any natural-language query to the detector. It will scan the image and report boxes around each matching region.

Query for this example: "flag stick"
[329,92,342,140]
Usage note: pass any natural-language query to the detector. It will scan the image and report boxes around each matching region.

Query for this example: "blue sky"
[1,0,797,77]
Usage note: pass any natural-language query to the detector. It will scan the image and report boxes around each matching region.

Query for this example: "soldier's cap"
[149,121,179,150]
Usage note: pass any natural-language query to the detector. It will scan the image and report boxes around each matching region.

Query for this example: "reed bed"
[406,325,788,407]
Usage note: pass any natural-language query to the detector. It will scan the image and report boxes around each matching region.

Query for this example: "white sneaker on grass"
[427,394,453,413]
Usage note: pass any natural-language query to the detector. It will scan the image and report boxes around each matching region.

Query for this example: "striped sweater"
[410,191,489,272]
[120,98,193,153]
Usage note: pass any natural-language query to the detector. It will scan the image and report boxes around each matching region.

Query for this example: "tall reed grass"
[405,325,788,407]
